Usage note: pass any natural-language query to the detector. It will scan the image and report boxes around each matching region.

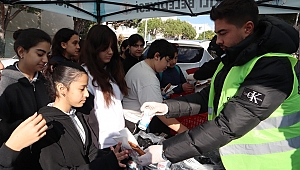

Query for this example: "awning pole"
[96,0,101,23]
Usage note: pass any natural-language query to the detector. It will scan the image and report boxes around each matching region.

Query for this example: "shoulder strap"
[174,65,180,74]
[158,72,163,81]
[159,65,180,81]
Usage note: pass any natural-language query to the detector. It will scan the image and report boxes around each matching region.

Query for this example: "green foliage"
[138,18,163,37]
[181,21,196,39]
[197,30,216,40]
[163,19,183,39]
[14,4,41,15]
[138,18,197,39]
[111,19,142,30]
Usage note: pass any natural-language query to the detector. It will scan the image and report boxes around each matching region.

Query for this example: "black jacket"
[157,65,187,94]
[122,50,143,74]
[50,55,73,63]
[193,35,223,80]
[0,64,50,170]
[0,64,50,137]
[31,106,119,170]
[162,16,299,163]
[193,57,221,80]
[0,144,20,170]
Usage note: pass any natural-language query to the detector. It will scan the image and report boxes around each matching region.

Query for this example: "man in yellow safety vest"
[137,0,300,169]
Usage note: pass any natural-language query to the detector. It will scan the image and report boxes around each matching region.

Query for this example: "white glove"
[186,74,195,81]
[137,145,166,166]
[140,102,168,116]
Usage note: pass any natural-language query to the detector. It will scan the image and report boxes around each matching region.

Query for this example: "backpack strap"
[158,72,163,81]
[174,65,180,74]
[158,65,180,81]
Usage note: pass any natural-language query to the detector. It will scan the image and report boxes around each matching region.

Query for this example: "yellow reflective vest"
[208,53,300,170]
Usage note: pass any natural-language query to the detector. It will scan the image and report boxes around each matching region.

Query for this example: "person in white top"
[80,25,128,149]
[122,39,188,134]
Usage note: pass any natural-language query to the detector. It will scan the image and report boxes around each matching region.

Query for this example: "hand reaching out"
[5,113,48,151]
[182,82,195,92]
[140,102,168,116]
[110,142,131,168]
[137,145,166,166]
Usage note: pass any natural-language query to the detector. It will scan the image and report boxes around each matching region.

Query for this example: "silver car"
[143,39,213,78]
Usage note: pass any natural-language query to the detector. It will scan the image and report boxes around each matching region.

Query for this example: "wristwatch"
[162,150,168,161]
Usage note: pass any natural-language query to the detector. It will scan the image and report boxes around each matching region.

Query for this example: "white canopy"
[4,0,300,22]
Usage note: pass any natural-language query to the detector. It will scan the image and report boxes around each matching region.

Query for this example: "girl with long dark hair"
[81,25,128,150]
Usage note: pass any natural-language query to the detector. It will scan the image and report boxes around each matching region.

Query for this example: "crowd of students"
[0,22,184,169]
[1,0,300,169]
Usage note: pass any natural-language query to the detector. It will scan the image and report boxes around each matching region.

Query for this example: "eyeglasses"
[132,44,144,48]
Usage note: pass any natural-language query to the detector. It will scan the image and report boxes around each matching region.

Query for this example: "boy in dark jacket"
[157,43,194,97]
[138,0,300,169]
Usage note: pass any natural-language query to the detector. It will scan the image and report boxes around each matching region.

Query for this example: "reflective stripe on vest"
[253,110,300,130]
[208,53,300,170]
[221,135,300,156]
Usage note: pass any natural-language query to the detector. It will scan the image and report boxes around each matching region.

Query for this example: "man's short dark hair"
[210,0,258,28]
[147,39,175,60]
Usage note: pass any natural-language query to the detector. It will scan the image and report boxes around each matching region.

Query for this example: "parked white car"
[143,39,213,78]
[0,55,18,68]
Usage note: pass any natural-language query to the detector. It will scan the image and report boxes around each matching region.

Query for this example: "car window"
[143,44,204,63]
[177,46,204,63]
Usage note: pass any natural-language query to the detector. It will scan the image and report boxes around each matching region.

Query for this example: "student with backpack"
[157,43,194,98]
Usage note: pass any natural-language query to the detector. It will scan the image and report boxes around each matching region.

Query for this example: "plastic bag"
[196,150,225,170]
[134,131,165,149]
[170,157,214,170]
[130,131,225,170]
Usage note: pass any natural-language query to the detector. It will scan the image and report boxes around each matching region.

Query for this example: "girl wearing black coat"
[31,61,130,170]
[0,113,47,170]
[0,28,52,170]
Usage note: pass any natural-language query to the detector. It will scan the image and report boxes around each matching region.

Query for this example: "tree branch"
[3,5,12,31]
[9,5,27,21]
[0,3,4,25]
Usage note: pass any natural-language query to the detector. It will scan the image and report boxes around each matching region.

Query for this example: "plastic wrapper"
[127,160,144,170]
[113,128,143,161]
[134,131,165,149]
[170,157,214,170]
[132,132,223,170]
[195,79,211,92]
[197,149,225,170]
[161,84,177,99]
[125,131,225,170]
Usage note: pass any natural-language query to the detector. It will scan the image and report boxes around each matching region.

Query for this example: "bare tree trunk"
[0,4,27,57]
[73,17,85,34]
[37,11,41,29]
[0,3,6,58]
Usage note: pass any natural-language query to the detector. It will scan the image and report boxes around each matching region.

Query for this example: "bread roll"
[128,141,145,155]
[163,83,172,93]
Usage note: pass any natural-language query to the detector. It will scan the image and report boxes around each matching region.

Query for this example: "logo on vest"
[241,87,265,106]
